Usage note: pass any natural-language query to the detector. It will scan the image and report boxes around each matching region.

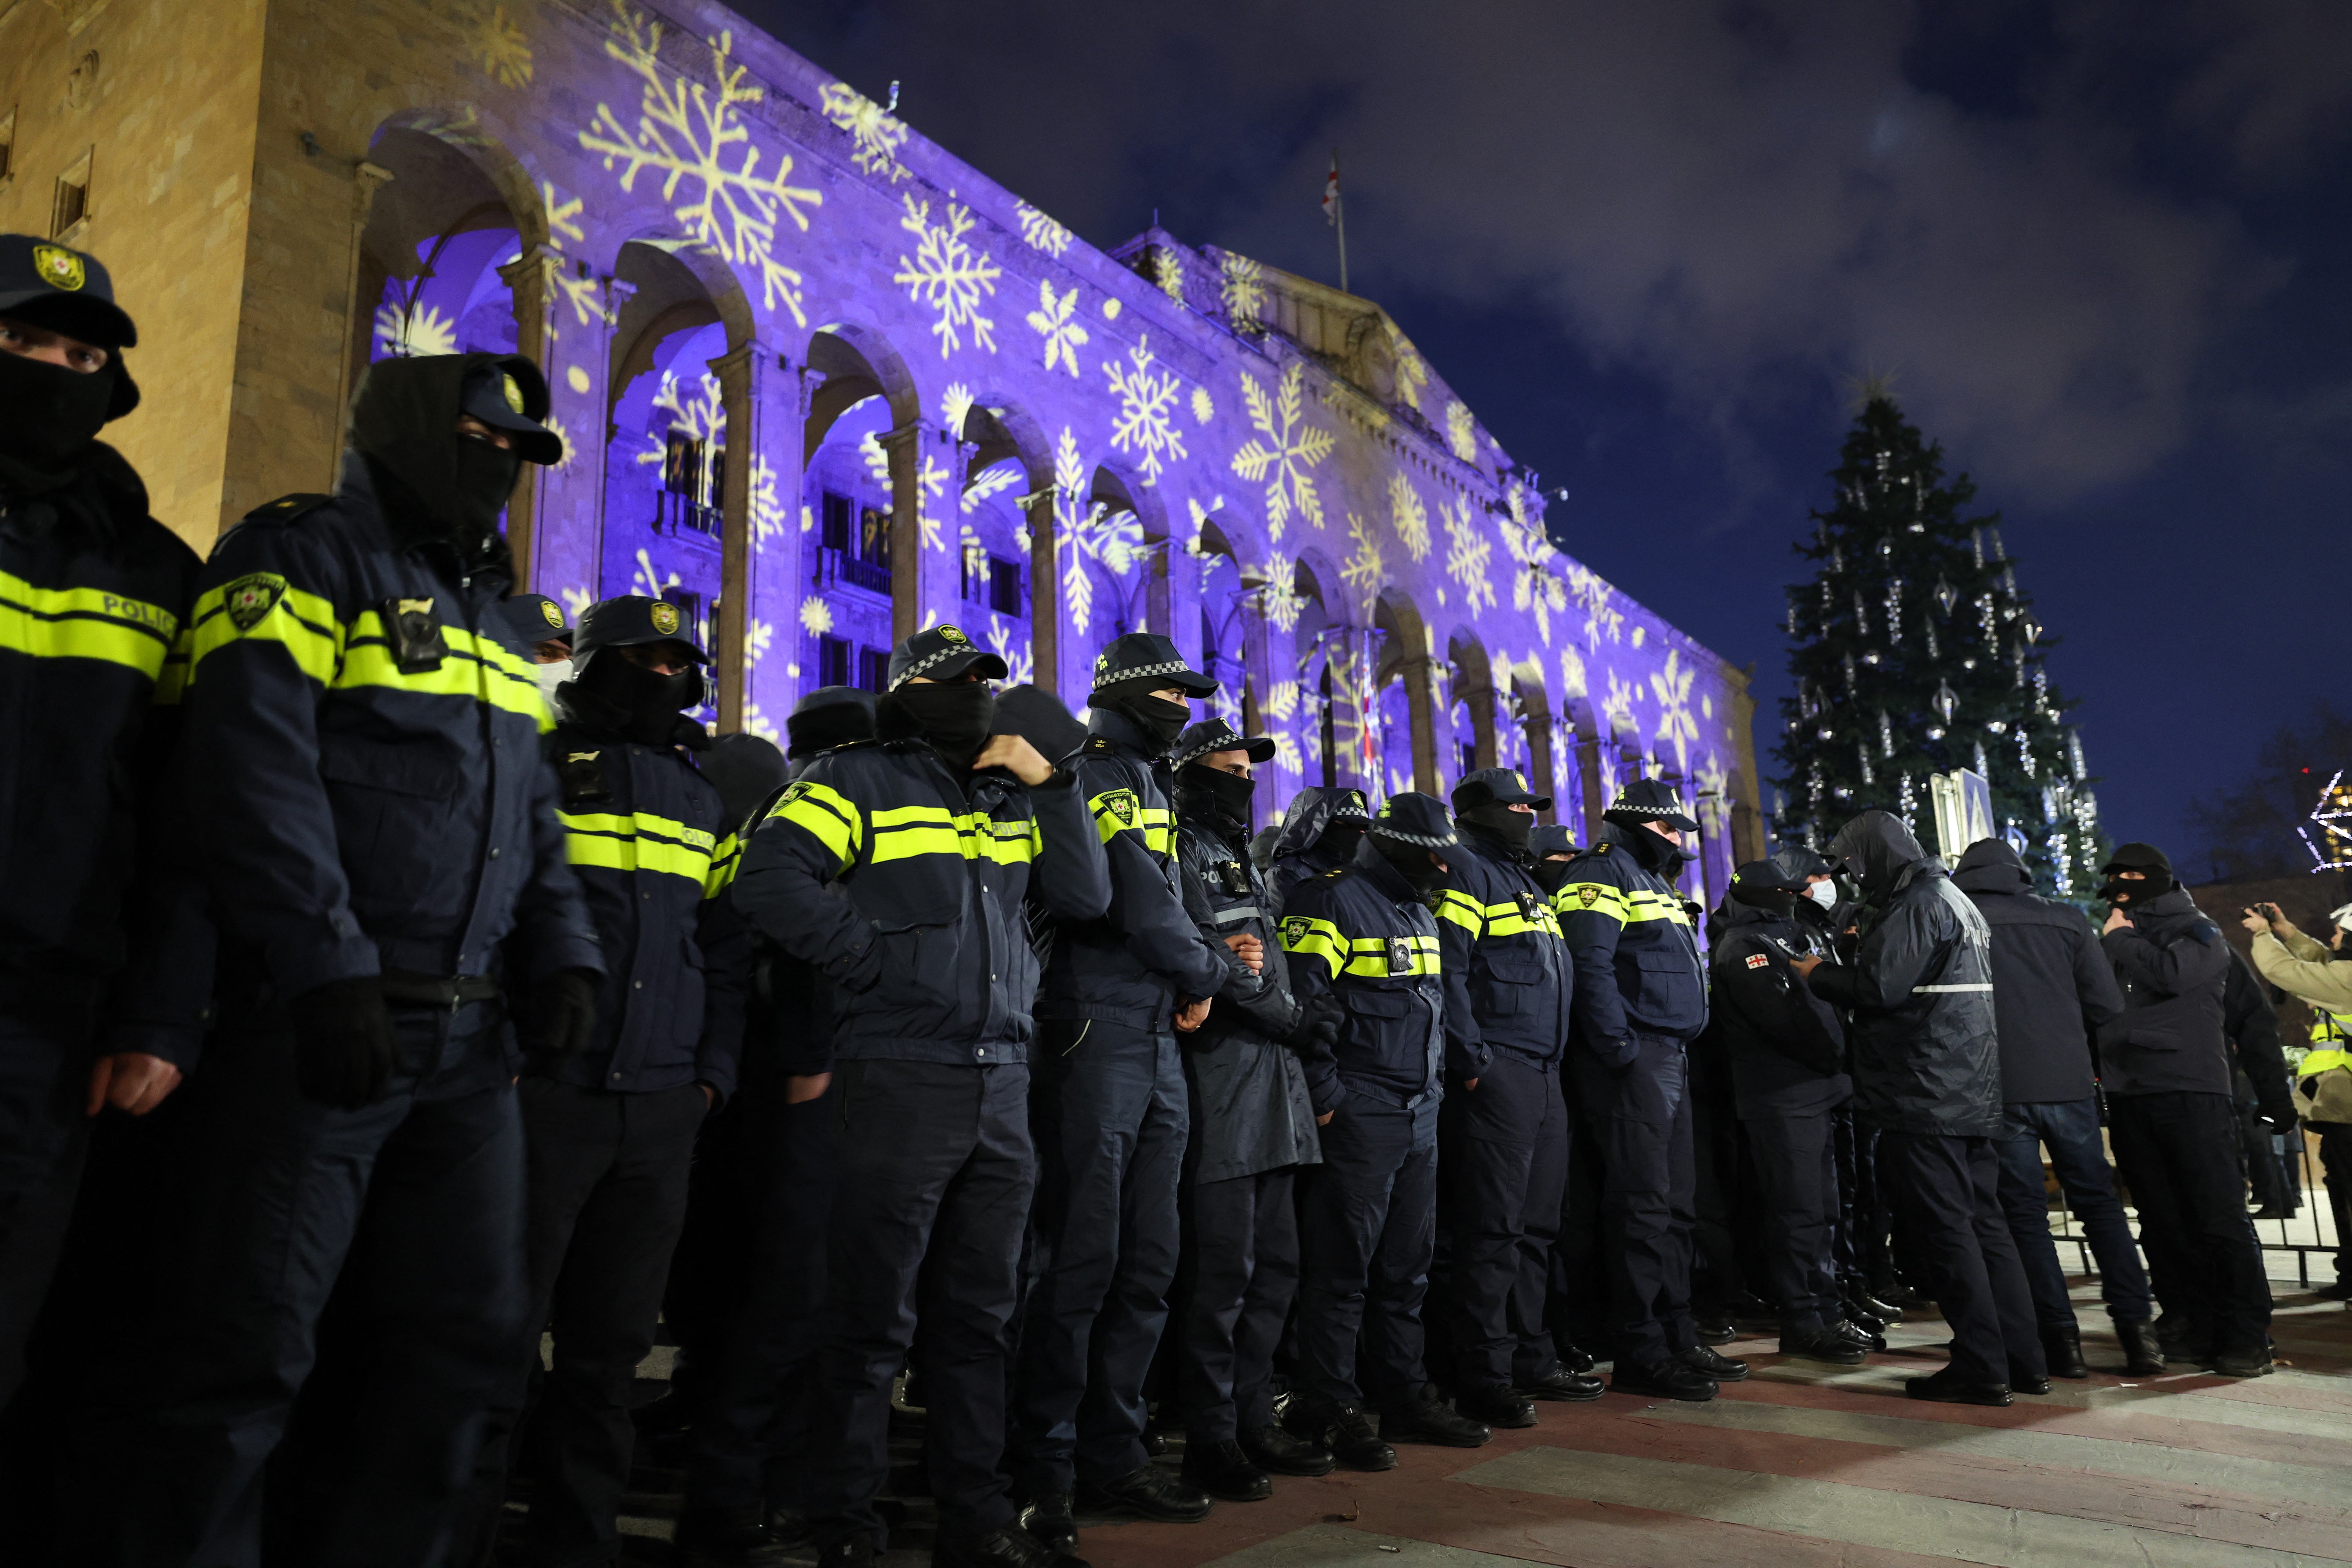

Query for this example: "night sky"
[739,0,2351,863]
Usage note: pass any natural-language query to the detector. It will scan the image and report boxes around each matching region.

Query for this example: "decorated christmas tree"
[1769,393,2103,896]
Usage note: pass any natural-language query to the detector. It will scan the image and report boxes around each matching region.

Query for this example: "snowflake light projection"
[1559,643,1588,701]
[635,370,723,473]
[1564,563,1623,650]
[894,194,1003,357]
[1061,503,1143,639]
[1339,513,1385,612]
[1696,752,1731,833]
[1015,202,1074,258]
[817,81,910,181]
[985,615,1035,685]
[939,382,976,437]
[374,300,461,358]
[541,412,577,474]
[748,454,789,544]
[1150,249,1185,307]
[1105,334,1186,485]
[632,546,682,600]
[962,460,1019,515]
[1651,648,1699,772]
[858,428,891,489]
[1025,280,1088,376]
[1190,386,1214,424]
[580,5,823,325]
[798,595,834,635]
[1388,472,1430,563]
[1254,550,1304,636]
[1220,252,1265,332]
[1445,401,1478,463]
[1230,361,1334,544]
[1602,670,1639,744]
[472,1,533,87]
[1441,494,1495,615]
[559,585,595,621]
[1504,515,1567,645]
[1394,338,1429,412]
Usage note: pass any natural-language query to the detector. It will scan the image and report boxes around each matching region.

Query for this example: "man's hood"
[1826,809,1937,902]
[1952,837,2033,895]
[1270,786,1357,860]
[1770,844,1833,883]
[345,351,515,551]
[1713,891,1787,932]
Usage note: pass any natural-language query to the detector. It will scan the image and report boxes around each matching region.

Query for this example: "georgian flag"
[1323,154,1341,226]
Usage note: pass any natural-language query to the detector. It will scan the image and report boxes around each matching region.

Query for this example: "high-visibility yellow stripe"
[1555,881,1628,926]
[1279,914,1348,977]
[1278,915,1441,979]
[0,568,183,685]
[338,614,550,732]
[1483,898,1563,938]
[561,809,717,883]
[704,833,742,899]
[871,803,1038,866]
[1621,889,1691,927]
[153,625,193,706]
[188,576,342,687]
[769,780,864,867]
[1434,889,1484,935]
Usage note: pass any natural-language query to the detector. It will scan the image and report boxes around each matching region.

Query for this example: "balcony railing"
[818,547,892,596]
[655,490,721,535]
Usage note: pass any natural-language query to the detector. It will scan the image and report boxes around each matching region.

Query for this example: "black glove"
[1285,995,1344,1055]
[289,975,401,1109]
[520,968,599,1054]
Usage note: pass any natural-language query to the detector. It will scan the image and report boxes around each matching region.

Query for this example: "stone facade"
[0,0,1764,898]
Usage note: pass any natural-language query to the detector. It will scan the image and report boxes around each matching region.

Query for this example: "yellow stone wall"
[0,0,267,551]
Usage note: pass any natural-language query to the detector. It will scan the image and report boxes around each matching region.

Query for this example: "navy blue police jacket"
[1432,825,1573,1080]
[1265,785,1372,917]
[1278,838,1448,1117]
[1553,823,1708,1064]
[730,737,1110,1066]
[1035,709,1238,1033]
[2,444,212,1060]
[542,704,749,1100]
[1705,894,1851,1119]
[178,458,603,1038]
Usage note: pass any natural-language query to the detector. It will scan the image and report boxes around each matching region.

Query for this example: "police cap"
[459,358,563,466]
[1530,824,1580,860]
[887,624,1007,691]
[1452,766,1550,815]
[500,593,572,646]
[787,684,878,759]
[1087,632,1218,699]
[573,595,706,666]
[0,234,136,348]
[1602,776,1699,834]
[1171,717,1274,772]
[1370,791,1457,849]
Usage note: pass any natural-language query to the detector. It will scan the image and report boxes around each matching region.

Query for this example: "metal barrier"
[2049,1127,2336,1288]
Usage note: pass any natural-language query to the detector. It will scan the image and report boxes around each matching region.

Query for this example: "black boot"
[1380,1394,1492,1448]
[1181,1437,1272,1502]
[1612,1359,1717,1402]
[1556,1342,1598,1374]
[1904,1366,2010,1407]
[1692,1308,1737,1345]
[1310,1402,1396,1472]
[2114,1318,2165,1376]
[2041,1324,2087,1379]
[1452,1382,1537,1429]
[2211,1343,2274,1378]
[1681,1344,1749,1382]
[1241,1423,1335,1477]
[1831,1317,1886,1352]
[1779,1327,1867,1365]
[1019,1492,1078,1557]
[934,1526,1089,1568]
[1519,1367,1605,1402]
[1078,1464,1213,1523]
[2008,1363,2053,1396]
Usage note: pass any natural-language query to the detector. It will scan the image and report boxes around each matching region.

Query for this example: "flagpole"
[1332,149,1349,294]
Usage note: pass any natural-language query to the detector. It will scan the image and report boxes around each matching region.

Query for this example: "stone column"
[1399,641,1438,795]
[498,244,560,590]
[880,419,941,644]
[330,161,396,485]
[1523,695,1559,827]
[709,337,784,733]
[1021,481,1061,698]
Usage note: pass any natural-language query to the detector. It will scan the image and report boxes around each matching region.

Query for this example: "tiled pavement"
[567,1272,2352,1568]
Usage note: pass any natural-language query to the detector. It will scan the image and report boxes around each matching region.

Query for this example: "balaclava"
[2096,841,2176,909]
[1091,675,1189,755]
[1458,802,1535,860]
[1178,761,1255,835]
[1371,831,1447,896]
[347,354,526,561]
[1619,822,1691,875]
[569,650,703,749]
[879,680,997,771]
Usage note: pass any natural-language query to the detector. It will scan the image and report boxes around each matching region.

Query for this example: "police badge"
[539,599,565,630]
[1577,885,1602,907]
[220,572,287,632]
[650,601,681,636]
[1098,789,1138,829]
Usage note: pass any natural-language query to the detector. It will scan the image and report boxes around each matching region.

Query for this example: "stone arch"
[1373,588,1438,795]
[1092,460,1172,641]
[1557,690,1604,845]
[799,321,925,654]
[1508,659,1561,826]
[954,393,1053,689]
[1445,630,1497,783]
[1192,515,1252,726]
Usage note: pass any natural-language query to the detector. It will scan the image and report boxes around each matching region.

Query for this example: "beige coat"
[2250,928,2352,1013]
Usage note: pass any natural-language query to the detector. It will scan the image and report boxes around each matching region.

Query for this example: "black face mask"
[1180,762,1255,830]
[881,681,997,770]
[1111,695,1190,755]
[1733,887,1797,916]
[2098,874,2170,909]
[573,650,701,747]
[1460,803,1534,858]
[452,436,521,544]
[0,352,116,491]
[1531,859,1573,897]
[1372,833,1447,895]
[1621,824,1693,874]
[1317,820,1369,861]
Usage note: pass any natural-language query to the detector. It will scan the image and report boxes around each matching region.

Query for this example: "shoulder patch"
[1280,915,1314,944]
[220,572,289,632]
[1744,952,1770,969]
[1575,884,1603,907]
[1096,788,1139,828]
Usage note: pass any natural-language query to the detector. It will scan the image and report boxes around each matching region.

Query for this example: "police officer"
[1554,778,1733,1402]
[1265,785,1374,915]
[2244,899,2352,1301]
[0,235,205,1409]
[1164,718,1328,1501]
[733,627,1109,1568]
[677,688,872,1563]
[134,352,601,1565]
[1706,862,1864,1365]
[462,596,748,1565]
[1430,769,1593,1423]
[1277,792,1492,1466]
[1017,633,1241,1536]
[501,590,574,699]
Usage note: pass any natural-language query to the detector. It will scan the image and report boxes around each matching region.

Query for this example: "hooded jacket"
[1553,821,1708,1063]
[1951,839,2123,1105]
[180,355,603,1031]
[1172,775,1319,1182]
[732,737,1111,1065]
[541,695,748,1100]
[2,436,211,1060]
[1265,786,1372,916]
[1432,823,1572,1078]
[1705,891,1849,1118]
[1035,708,1238,1031]
[1805,812,2000,1136]
[1277,837,1448,1116]
[2096,886,2234,1099]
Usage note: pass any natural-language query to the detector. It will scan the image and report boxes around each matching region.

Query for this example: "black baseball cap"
[1171,717,1275,772]
[1731,859,1805,895]
[573,595,706,665]
[887,624,1007,691]
[1602,776,1699,834]
[1370,791,1458,849]
[501,593,572,646]
[1088,632,1219,698]
[1453,766,1551,814]
[459,358,563,466]
[0,234,136,348]
[787,685,878,759]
